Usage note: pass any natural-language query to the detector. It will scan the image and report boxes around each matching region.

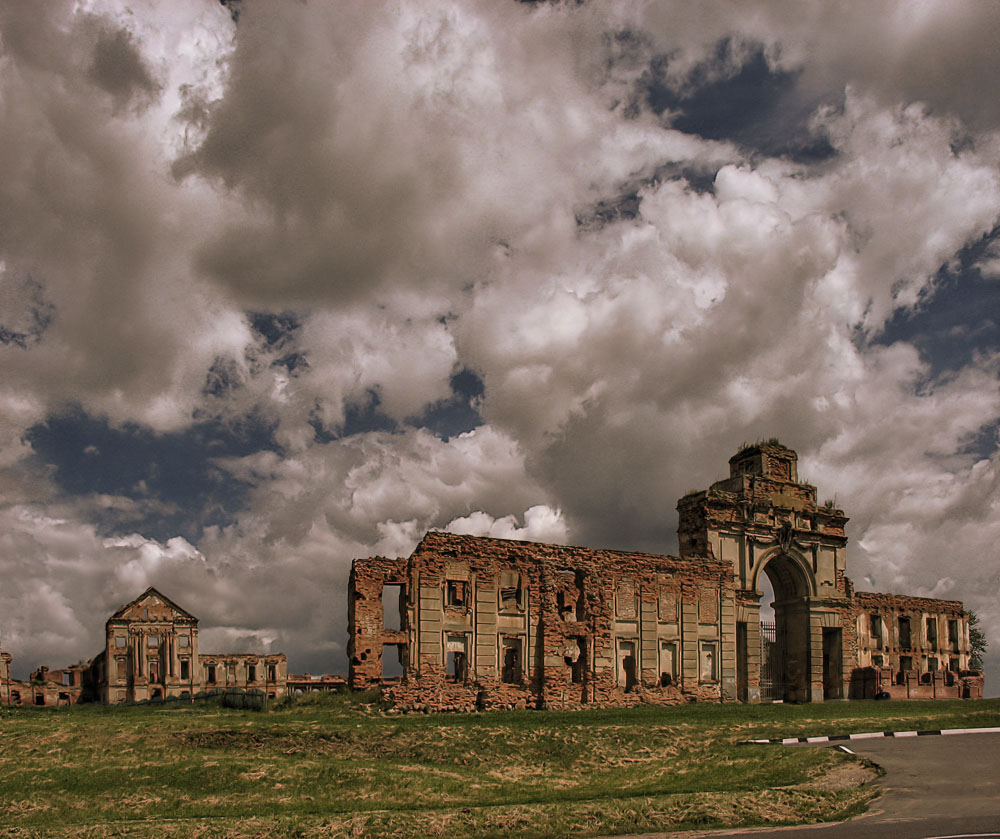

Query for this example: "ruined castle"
[1,442,983,710]
[348,443,983,711]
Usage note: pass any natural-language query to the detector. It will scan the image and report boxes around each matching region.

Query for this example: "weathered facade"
[349,442,983,711]
[2,588,288,706]
[88,588,288,704]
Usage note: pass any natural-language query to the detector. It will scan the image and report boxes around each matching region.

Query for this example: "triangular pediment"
[108,587,197,624]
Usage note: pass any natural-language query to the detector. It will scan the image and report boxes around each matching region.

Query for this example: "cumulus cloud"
[0,1,998,689]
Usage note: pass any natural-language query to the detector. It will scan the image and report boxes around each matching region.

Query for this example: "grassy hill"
[1,694,998,838]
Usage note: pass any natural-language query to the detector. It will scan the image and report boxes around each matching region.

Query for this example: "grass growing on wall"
[0,696,998,838]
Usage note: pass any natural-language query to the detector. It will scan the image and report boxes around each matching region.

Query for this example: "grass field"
[1,694,998,838]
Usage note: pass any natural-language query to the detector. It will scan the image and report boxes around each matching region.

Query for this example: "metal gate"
[760,621,785,702]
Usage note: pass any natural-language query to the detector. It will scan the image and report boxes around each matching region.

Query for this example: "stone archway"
[753,550,814,703]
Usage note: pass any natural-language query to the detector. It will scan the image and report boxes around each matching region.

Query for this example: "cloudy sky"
[1,1,998,689]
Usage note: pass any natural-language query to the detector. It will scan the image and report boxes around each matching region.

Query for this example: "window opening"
[268,664,277,682]
[180,659,190,680]
[947,619,959,651]
[147,634,159,648]
[869,614,882,647]
[898,617,911,651]
[179,635,190,647]
[445,635,468,682]
[248,664,257,683]
[499,571,522,610]
[382,584,404,630]
[115,635,127,649]
[501,637,523,684]
[446,581,467,608]
[925,617,937,648]
[381,644,403,678]
[206,664,216,684]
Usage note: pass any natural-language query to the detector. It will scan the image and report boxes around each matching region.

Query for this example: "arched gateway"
[348,440,981,711]
[677,442,847,703]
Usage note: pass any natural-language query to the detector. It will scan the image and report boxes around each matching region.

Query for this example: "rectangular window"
[268,664,277,682]
[947,619,959,651]
[869,614,882,647]
[949,656,960,672]
[382,584,404,630]
[928,657,938,672]
[499,571,522,611]
[873,655,884,667]
[61,672,72,686]
[149,661,159,683]
[900,655,913,671]
[445,634,468,682]
[180,659,190,680]
[206,664,216,684]
[115,635,127,649]
[615,580,637,620]
[116,659,127,680]
[501,636,523,684]
[247,664,257,683]
[699,641,718,682]
[898,617,911,651]
[178,635,190,648]
[925,617,937,648]
[446,580,467,607]
[147,634,159,648]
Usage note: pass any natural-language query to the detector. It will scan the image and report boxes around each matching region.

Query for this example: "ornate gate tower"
[677,442,850,702]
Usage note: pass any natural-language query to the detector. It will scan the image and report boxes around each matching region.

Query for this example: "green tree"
[969,610,987,671]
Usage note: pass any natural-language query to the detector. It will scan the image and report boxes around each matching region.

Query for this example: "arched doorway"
[754,552,813,703]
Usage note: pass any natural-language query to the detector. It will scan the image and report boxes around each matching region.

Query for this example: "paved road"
[611,732,1000,839]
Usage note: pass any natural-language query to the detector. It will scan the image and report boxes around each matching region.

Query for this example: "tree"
[969,610,987,671]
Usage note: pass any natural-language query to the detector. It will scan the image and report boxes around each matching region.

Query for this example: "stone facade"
[2,587,288,706]
[88,588,288,704]
[349,442,983,711]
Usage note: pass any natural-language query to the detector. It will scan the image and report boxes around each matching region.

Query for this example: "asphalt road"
[611,731,1000,839]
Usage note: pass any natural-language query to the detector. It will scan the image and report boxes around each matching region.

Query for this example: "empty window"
[898,617,911,650]
[180,659,190,680]
[869,614,882,646]
[700,642,718,682]
[949,656,960,672]
[445,635,468,682]
[381,644,404,678]
[900,655,913,672]
[502,637,523,684]
[925,617,937,647]
[928,657,938,672]
[268,664,277,682]
[10,690,20,704]
[568,637,586,685]
[115,635,127,649]
[247,664,257,682]
[873,655,884,667]
[499,571,522,610]
[149,662,159,683]
[206,664,216,684]
[382,584,404,630]
[61,672,72,686]
[446,580,467,607]
[947,619,959,650]
[617,639,637,691]
[34,694,45,706]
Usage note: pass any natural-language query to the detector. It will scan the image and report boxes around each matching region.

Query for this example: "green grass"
[1,696,997,838]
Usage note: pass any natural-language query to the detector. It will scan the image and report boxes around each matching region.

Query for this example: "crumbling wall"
[850,591,979,698]
[348,531,734,713]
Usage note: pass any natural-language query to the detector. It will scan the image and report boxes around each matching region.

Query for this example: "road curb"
[737,725,1000,745]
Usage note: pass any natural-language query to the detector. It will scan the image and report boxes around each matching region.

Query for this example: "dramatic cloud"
[0,1,998,687]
